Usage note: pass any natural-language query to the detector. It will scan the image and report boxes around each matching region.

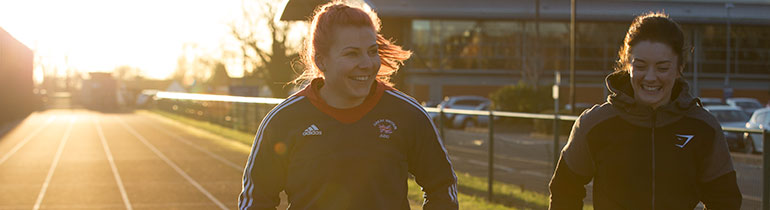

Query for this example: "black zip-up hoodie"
[549,71,742,209]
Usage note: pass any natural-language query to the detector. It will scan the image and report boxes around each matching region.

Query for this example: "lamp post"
[723,3,733,99]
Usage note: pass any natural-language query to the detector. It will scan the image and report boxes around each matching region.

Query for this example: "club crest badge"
[373,119,397,139]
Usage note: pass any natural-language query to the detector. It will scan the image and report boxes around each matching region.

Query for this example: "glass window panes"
[409,19,770,76]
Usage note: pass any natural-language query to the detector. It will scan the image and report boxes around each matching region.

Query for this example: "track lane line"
[146,122,242,170]
[0,116,57,166]
[94,117,133,210]
[116,117,228,210]
[33,116,75,210]
[446,144,550,166]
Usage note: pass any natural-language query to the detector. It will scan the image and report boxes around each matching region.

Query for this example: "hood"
[605,71,699,128]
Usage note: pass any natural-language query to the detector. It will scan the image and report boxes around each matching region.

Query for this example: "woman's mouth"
[642,84,661,92]
[349,75,371,82]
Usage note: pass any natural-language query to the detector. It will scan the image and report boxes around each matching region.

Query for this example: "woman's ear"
[315,55,325,72]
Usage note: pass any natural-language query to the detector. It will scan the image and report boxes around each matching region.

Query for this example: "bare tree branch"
[229,0,305,97]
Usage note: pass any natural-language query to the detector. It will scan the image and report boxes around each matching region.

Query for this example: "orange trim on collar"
[296,78,392,124]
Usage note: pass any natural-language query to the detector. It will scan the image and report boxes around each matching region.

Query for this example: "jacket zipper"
[651,111,656,210]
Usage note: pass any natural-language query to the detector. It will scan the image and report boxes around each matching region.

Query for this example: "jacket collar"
[605,71,698,127]
[295,78,390,124]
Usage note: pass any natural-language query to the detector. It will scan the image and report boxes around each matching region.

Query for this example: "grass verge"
[147,109,593,209]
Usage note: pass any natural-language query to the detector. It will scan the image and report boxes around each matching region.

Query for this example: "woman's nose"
[358,55,373,69]
[643,67,657,81]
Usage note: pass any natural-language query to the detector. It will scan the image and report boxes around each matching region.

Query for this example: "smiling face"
[629,41,681,109]
[317,25,380,108]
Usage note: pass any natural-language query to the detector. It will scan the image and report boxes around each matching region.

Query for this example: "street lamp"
[723,2,734,99]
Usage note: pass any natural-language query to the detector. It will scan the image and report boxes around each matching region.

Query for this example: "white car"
[726,97,763,116]
[743,107,769,154]
[704,105,750,152]
[699,97,726,106]
[452,101,493,129]
[429,96,490,127]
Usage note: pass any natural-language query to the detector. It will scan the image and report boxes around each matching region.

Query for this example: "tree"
[113,65,141,81]
[173,43,219,87]
[230,0,304,98]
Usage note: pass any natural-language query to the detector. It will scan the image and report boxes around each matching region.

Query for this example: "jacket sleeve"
[408,114,459,210]
[549,112,595,210]
[699,124,742,209]
[238,115,288,210]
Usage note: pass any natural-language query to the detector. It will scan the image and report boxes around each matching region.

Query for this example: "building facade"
[0,27,35,122]
[282,0,770,106]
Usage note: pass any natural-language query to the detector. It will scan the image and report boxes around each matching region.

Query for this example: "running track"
[0,110,254,210]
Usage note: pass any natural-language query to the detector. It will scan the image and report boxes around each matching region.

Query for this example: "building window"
[410,19,627,73]
[410,19,769,76]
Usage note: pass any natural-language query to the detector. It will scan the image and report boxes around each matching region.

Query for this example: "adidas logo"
[302,124,322,136]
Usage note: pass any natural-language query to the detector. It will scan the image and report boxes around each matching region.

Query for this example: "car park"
[743,107,769,154]
[704,105,750,152]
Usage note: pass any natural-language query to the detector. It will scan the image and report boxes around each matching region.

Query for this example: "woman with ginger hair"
[238,2,458,209]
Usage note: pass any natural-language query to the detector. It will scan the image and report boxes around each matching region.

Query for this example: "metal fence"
[153,91,769,209]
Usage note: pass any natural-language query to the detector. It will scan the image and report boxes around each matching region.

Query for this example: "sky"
[0,0,256,81]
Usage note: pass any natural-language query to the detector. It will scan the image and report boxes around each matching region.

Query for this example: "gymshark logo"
[302,124,322,136]
[674,134,694,148]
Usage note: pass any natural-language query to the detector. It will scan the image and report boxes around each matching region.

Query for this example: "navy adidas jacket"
[239,78,458,210]
[549,71,741,209]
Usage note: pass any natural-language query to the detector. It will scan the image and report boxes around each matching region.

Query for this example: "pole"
[535,0,541,85]
[488,109,495,201]
[762,125,769,210]
[693,30,700,97]
[724,3,733,89]
[569,0,576,114]
[439,105,445,140]
[553,71,561,171]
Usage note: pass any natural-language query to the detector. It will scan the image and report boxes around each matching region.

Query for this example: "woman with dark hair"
[549,12,741,209]
[238,2,458,210]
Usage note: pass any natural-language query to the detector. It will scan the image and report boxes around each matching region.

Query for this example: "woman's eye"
[345,52,357,57]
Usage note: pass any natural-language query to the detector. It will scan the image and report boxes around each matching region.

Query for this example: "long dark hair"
[615,12,688,74]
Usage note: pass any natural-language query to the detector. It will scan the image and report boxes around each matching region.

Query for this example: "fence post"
[553,71,561,172]
[488,109,495,201]
[763,125,769,210]
[439,105,445,140]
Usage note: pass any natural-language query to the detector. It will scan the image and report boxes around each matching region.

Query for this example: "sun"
[0,0,245,81]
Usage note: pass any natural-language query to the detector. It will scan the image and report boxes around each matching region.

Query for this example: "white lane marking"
[117,117,228,210]
[446,145,550,166]
[464,159,515,173]
[142,119,241,171]
[95,118,133,210]
[454,156,550,178]
[33,117,75,210]
[0,116,56,166]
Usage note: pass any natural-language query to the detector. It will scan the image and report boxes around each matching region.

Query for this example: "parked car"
[699,97,726,106]
[704,105,750,151]
[428,95,490,127]
[452,101,493,129]
[743,107,769,154]
[726,97,763,116]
